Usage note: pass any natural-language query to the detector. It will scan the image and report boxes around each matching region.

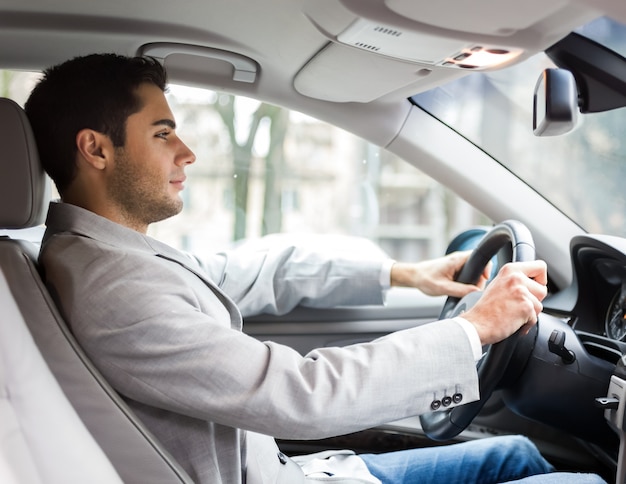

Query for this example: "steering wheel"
[420,220,536,441]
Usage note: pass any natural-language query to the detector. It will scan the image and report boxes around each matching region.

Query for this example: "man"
[25,54,605,484]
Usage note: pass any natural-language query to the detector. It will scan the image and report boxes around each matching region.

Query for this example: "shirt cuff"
[452,317,483,361]
[379,259,395,290]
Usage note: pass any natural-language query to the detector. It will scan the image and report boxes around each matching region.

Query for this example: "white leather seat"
[0,269,123,484]
[0,97,193,483]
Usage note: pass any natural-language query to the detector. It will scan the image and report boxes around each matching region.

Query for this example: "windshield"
[412,17,626,237]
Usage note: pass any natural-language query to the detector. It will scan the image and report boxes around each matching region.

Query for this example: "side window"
[152,85,491,261]
[0,71,489,258]
[0,70,39,103]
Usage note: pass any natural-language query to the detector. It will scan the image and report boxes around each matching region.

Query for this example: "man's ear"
[75,129,112,170]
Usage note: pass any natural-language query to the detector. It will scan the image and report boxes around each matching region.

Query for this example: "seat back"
[0,97,192,483]
[0,269,123,484]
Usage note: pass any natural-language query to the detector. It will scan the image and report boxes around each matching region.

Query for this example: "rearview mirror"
[533,68,579,136]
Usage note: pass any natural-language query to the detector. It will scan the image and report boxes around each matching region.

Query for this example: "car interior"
[4,0,626,483]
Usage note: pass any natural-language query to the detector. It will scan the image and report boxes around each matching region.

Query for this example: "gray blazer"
[39,202,479,484]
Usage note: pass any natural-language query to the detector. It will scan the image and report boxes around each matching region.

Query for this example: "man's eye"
[156,131,169,139]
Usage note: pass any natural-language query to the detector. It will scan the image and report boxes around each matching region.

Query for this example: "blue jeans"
[359,435,607,484]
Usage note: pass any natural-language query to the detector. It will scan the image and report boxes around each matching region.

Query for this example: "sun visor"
[294,42,463,103]
[296,0,596,102]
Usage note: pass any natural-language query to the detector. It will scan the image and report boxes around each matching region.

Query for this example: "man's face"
[106,83,195,229]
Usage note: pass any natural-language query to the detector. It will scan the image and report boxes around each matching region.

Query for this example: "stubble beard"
[108,149,183,228]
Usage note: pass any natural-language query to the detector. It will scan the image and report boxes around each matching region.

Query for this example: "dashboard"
[599,266,626,341]
[494,234,623,453]
[545,234,626,361]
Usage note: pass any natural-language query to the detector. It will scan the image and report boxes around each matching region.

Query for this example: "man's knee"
[487,435,554,474]
[483,435,538,456]
[497,435,536,452]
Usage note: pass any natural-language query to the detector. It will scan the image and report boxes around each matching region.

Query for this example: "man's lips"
[170,176,186,189]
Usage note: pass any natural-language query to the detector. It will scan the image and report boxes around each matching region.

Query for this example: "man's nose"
[177,141,196,166]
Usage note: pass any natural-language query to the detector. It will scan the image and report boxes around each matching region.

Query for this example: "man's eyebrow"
[153,118,176,129]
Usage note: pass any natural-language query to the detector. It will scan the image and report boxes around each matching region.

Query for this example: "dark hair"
[24,53,167,194]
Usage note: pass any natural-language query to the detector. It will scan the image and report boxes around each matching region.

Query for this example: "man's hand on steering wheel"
[389,250,547,347]
[463,260,548,345]
[390,250,492,298]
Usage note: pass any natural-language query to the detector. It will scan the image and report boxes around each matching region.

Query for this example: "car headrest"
[0,98,49,229]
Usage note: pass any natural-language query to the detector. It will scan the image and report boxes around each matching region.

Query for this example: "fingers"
[445,280,481,298]
[476,260,493,290]
[435,250,482,297]
[444,250,473,275]
[465,259,548,345]
[525,290,543,325]
[393,251,477,296]
[448,250,473,264]
[498,260,548,302]
[513,259,548,286]
[391,253,548,309]
[497,261,547,323]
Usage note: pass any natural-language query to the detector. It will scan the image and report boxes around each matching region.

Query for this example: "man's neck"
[61,194,149,234]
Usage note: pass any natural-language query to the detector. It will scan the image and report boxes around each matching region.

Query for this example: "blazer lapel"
[151,247,244,332]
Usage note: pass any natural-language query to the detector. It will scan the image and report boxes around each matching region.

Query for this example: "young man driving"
[25,54,605,484]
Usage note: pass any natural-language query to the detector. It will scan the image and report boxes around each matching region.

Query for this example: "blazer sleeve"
[194,243,387,317]
[41,235,480,441]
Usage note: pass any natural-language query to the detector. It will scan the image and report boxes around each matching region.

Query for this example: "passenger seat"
[0,97,193,483]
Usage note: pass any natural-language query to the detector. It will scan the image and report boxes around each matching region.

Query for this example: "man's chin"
[147,200,184,224]
[167,201,184,219]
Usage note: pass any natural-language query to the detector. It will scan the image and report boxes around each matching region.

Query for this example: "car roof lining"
[0,0,625,159]
[0,0,609,102]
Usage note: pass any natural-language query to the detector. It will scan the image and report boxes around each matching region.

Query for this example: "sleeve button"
[453,393,463,404]
[442,396,452,407]
[430,399,442,410]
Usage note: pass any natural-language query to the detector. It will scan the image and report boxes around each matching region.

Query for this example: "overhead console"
[297,0,599,102]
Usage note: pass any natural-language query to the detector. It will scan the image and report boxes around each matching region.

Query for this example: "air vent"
[373,26,402,37]
[354,42,380,52]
